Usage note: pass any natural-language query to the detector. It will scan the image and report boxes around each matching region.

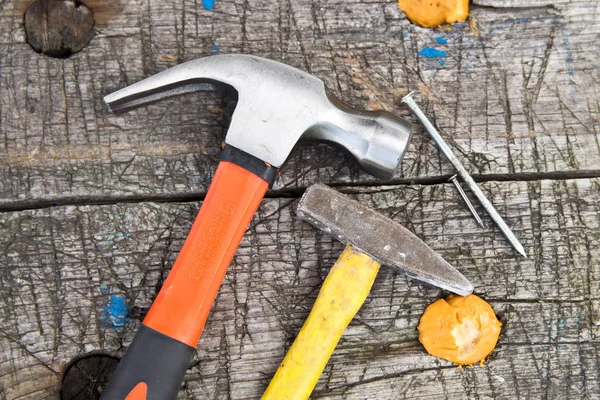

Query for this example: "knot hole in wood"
[24,0,94,58]
[60,352,120,400]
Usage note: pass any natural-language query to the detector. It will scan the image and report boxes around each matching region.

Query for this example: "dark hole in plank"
[61,352,120,400]
[24,0,95,58]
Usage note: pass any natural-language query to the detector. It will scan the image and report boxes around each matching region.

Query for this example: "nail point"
[519,249,528,258]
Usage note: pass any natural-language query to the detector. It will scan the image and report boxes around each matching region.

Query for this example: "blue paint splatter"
[418,47,447,59]
[563,35,574,77]
[211,43,220,54]
[101,293,130,332]
[435,36,448,45]
[202,0,215,10]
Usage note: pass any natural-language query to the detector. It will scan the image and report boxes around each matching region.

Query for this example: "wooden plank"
[1,178,598,399]
[1,0,599,398]
[1,0,599,207]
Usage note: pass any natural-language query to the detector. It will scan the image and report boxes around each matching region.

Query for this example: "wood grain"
[1,0,599,207]
[1,179,599,399]
[1,0,599,398]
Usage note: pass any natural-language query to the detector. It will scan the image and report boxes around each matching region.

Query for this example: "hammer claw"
[103,55,253,111]
[104,82,217,113]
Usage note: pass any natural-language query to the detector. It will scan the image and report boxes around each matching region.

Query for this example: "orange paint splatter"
[418,294,501,365]
[398,0,469,28]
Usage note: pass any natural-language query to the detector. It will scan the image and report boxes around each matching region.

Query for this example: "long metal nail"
[449,174,484,227]
[401,91,527,257]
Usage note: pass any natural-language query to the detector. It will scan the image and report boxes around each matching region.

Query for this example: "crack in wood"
[1,170,600,213]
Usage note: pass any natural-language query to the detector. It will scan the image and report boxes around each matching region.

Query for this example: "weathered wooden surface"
[1,179,599,399]
[1,0,599,398]
[1,0,599,207]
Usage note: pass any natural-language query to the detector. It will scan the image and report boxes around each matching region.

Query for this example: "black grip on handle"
[101,325,195,400]
[220,144,278,187]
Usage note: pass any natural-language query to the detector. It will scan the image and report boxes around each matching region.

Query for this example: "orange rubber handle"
[143,160,269,347]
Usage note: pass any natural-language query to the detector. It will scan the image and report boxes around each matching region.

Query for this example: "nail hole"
[60,352,119,400]
[24,0,94,58]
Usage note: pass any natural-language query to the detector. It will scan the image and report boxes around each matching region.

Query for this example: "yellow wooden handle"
[262,245,380,400]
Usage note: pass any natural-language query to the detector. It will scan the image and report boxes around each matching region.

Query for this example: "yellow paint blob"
[398,0,469,28]
[417,294,501,365]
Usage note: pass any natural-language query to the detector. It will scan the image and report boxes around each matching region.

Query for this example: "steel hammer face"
[104,54,412,179]
[101,54,412,400]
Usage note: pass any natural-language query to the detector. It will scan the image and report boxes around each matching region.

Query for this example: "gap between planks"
[1,169,599,213]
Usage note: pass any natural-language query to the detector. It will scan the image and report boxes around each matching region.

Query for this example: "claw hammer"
[101,55,413,400]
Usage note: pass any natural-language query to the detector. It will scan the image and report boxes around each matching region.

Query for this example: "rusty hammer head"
[104,54,412,179]
[297,184,473,295]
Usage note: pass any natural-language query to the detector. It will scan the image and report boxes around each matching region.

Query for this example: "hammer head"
[104,55,412,179]
[297,184,473,296]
